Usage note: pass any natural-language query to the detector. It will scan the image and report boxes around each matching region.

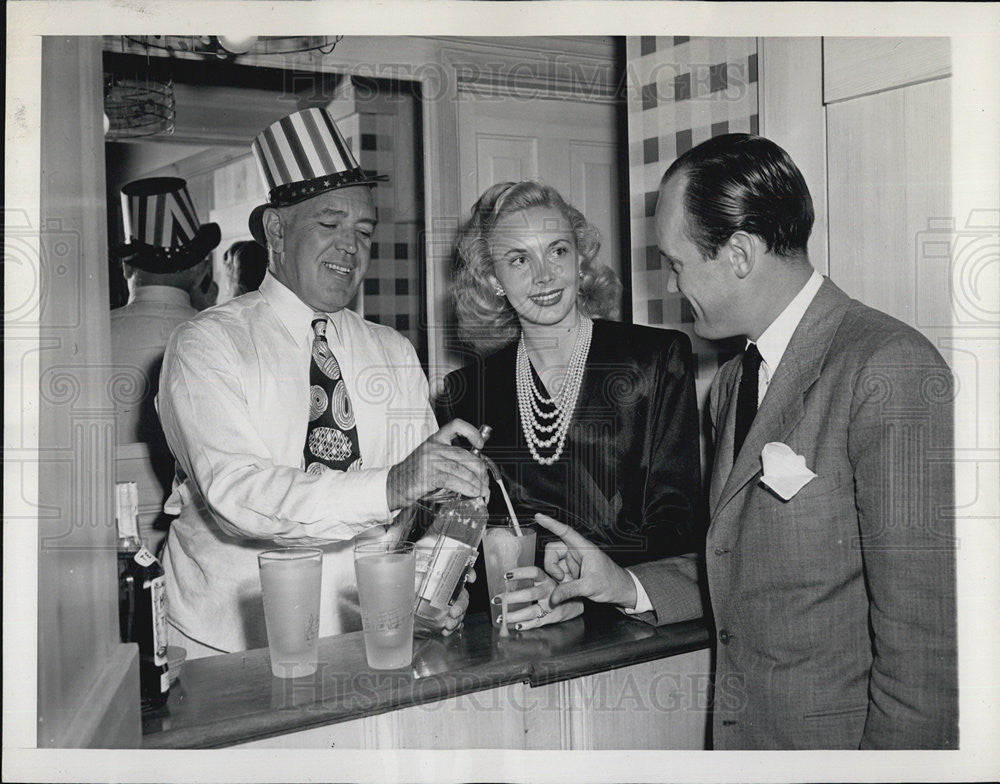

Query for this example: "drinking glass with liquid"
[258,548,322,678]
[482,522,537,628]
[355,541,416,669]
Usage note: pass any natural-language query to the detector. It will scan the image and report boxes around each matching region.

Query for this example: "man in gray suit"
[529,134,957,749]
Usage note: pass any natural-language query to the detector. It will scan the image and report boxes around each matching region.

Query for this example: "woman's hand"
[493,565,584,631]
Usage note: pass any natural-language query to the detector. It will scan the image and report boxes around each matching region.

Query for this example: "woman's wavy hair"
[453,180,622,354]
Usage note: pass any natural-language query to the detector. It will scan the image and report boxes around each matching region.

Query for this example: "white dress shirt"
[626,270,824,614]
[110,285,197,443]
[749,269,824,406]
[157,273,435,651]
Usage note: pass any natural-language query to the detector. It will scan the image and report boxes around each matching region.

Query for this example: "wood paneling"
[54,645,143,749]
[824,38,950,104]
[559,652,710,750]
[38,36,141,747]
[236,651,709,749]
[366,683,541,748]
[758,37,828,274]
[827,78,951,333]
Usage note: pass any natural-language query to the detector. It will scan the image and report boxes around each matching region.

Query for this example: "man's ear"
[262,208,284,252]
[726,231,756,280]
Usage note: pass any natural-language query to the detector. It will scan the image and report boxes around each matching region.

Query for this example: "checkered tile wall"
[627,36,758,399]
[344,111,424,357]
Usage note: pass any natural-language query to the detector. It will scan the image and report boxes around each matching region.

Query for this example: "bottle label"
[144,574,169,667]
[416,535,474,613]
[134,547,156,568]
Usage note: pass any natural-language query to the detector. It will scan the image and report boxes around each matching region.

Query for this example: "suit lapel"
[709,361,739,513]
[713,279,852,517]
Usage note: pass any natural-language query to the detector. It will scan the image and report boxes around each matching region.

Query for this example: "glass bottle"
[116,481,170,710]
[411,424,492,629]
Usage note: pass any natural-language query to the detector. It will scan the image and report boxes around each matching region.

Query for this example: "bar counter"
[142,610,711,750]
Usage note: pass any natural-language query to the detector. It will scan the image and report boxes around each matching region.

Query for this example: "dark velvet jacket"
[437,319,705,613]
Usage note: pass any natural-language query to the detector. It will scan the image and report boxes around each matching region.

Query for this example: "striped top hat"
[115,177,221,272]
[248,107,387,246]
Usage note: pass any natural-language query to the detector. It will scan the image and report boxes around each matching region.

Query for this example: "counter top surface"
[142,610,710,749]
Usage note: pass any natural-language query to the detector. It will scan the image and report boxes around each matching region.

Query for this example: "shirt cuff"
[314,464,394,530]
[620,568,654,615]
[369,466,393,521]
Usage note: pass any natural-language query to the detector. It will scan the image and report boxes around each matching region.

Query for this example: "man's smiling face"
[269,185,376,314]
[656,172,741,340]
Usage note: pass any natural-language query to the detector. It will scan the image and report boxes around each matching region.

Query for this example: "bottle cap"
[468,424,492,457]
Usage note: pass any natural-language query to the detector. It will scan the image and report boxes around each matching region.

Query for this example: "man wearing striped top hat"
[111,177,219,446]
[157,107,487,657]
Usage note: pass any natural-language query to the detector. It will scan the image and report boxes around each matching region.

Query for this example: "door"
[457,96,622,295]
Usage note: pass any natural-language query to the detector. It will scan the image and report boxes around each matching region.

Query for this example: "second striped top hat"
[248,107,387,246]
[114,177,221,272]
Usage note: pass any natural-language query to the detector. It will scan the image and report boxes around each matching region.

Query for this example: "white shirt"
[749,269,824,406]
[627,270,824,614]
[110,285,197,443]
[157,273,435,651]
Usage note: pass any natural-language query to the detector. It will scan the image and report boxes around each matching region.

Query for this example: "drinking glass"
[354,541,416,669]
[482,522,537,628]
[258,548,323,678]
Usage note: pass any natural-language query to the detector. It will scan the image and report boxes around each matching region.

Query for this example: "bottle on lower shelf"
[115,480,170,711]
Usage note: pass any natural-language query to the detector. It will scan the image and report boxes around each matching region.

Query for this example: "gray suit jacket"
[632,278,957,749]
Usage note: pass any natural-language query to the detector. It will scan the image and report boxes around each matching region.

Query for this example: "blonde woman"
[440,181,703,629]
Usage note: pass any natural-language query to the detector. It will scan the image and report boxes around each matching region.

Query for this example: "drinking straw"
[483,454,523,536]
[499,591,510,637]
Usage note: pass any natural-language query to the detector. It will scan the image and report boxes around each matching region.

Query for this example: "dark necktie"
[733,343,762,463]
[304,314,362,473]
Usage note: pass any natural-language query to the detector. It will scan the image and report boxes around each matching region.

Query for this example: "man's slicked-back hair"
[661,133,814,259]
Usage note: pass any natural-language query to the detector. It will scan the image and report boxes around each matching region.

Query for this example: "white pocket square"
[760,442,816,500]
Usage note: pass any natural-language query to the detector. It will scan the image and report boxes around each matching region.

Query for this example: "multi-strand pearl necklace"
[515,317,593,466]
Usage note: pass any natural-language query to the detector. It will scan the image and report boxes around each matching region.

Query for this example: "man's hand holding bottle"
[386,419,489,511]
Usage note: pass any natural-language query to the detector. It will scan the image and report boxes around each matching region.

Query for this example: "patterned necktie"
[304,314,362,473]
[733,342,762,463]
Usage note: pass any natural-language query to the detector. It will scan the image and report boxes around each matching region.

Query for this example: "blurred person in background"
[110,176,219,445]
[220,239,268,301]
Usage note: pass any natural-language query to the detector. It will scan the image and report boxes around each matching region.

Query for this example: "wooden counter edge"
[142,616,712,749]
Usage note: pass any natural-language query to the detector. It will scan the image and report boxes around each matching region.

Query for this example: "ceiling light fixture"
[103,73,176,140]
[121,35,344,61]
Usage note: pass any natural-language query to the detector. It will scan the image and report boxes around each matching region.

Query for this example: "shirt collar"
[258,272,347,348]
[750,269,824,372]
[128,285,193,308]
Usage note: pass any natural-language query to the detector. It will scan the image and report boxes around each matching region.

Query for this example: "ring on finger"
[535,604,548,619]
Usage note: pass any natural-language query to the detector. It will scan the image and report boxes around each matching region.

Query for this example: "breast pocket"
[771,469,848,514]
